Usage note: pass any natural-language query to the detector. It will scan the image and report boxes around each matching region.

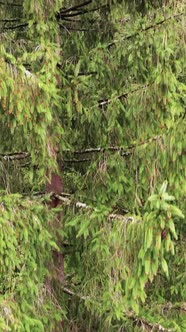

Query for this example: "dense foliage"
[0,0,185,331]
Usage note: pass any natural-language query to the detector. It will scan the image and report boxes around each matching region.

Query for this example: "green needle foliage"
[0,0,185,331]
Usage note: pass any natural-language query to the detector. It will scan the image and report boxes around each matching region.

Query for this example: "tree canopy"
[0,0,185,331]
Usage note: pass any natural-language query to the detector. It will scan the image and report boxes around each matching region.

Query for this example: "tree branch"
[132,316,171,332]
[159,302,186,313]
[64,158,91,163]
[62,286,88,300]
[96,84,150,108]
[0,152,30,161]
[0,18,21,22]
[47,193,136,223]
[58,5,108,19]
[0,135,162,163]
[65,135,162,156]
[107,12,185,48]
[30,191,133,223]
[2,23,28,30]
[61,287,174,332]
[59,24,95,32]
[0,1,22,6]
[58,0,92,15]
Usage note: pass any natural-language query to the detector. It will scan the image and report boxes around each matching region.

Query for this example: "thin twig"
[59,24,94,32]
[64,158,91,163]
[133,316,172,332]
[62,286,89,300]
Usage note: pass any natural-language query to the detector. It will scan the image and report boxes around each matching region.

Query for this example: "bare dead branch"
[0,152,30,161]
[65,135,162,155]
[0,135,162,163]
[62,286,89,300]
[31,191,134,223]
[53,194,136,223]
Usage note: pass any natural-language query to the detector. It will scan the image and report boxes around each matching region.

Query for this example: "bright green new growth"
[0,192,62,331]
[0,0,185,331]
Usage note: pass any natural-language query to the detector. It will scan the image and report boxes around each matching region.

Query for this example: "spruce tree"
[0,1,185,331]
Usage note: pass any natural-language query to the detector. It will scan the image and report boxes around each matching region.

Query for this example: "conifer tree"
[0,0,185,331]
